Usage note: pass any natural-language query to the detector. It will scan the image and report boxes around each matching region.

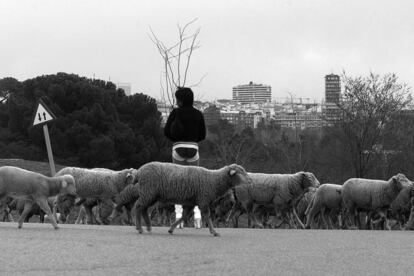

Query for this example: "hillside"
[0,159,66,176]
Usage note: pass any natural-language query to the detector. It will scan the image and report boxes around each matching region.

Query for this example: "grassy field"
[0,158,66,176]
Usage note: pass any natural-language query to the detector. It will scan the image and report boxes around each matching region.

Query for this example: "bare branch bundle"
[149,19,204,108]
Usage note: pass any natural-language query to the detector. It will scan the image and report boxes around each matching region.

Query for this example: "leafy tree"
[334,72,411,177]
[0,73,169,169]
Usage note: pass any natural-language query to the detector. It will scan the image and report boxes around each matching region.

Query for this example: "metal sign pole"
[43,123,56,176]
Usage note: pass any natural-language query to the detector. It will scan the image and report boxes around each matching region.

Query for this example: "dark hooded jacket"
[164,90,206,143]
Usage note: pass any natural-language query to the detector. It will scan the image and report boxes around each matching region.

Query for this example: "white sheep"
[0,166,76,229]
[305,184,343,229]
[109,183,138,225]
[342,173,411,230]
[54,167,136,224]
[404,195,414,230]
[388,184,414,229]
[125,162,251,236]
[231,171,320,229]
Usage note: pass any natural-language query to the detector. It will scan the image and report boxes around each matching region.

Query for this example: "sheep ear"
[61,180,67,188]
[229,169,237,176]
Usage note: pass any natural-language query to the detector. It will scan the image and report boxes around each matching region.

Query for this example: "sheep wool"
[55,167,136,198]
[114,184,140,211]
[342,173,411,229]
[233,171,320,229]
[389,183,414,228]
[0,166,76,229]
[305,184,342,229]
[132,162,251,236]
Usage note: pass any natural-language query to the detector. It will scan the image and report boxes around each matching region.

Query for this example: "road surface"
[0,222,413,275]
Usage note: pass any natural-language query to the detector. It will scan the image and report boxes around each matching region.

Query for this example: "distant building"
[324,74,341,123]
[274,112,323,129]
[220,111,239,126]
[325,74,341,104]
[117,83,132,96]
[322,101,342,125]
[220,110,262,129]
[232,81,271,104]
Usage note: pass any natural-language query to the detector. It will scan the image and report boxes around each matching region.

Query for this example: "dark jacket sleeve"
[198,112,206,142]
[164,109,176,141]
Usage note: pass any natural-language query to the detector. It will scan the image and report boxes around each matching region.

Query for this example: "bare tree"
[335,72,411,177]
[149,19,206,107]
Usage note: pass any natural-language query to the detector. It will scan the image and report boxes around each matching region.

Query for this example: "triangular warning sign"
[33,100,56,126]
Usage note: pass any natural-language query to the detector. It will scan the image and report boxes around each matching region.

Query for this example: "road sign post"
[32,99,57,176]
[42,124,56,176]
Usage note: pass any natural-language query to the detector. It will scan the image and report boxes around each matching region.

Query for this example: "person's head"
[175,87,194,107]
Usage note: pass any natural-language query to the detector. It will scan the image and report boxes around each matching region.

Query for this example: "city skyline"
[1,0,413,102]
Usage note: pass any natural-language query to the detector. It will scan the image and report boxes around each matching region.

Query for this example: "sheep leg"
[17,201,34,229]
[327,210,336,229]
[124,205,133,225]
[248,204,263,228]
[168,206,192,234]
[36,198,59,229]
[39,212,45,223]
[321,207,330,229]
[52,196,59,224]
[291,207,305,229]
[75,206,86,224]
[141,207,152,232]
[6,210,14,222]
[372,210,390,230]
[405,206,414,230]
[285,211,296,229]
[84,205,98,224]
[367,213,373,230]
[0,198,14,222]
[337,213,343,229]
[347,207,359,229]
[24,211,32,223]
[225,203,237,225]
[135,203,145,234]
[305,210,315,229]
[168,217,183,234]
[201,207,220,237]
[108,206,121,223]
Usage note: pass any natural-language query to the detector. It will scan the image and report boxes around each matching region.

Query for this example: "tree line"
[0,73,170,169]
[200,72,414,184]
[1,72,413,185]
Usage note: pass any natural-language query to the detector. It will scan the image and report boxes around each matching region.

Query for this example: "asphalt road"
[0,222,413,276]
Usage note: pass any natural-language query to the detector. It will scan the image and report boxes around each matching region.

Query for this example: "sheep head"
[55,194,76,222]
[60,175,77,196]
[123,168,138,186]
[227,164,252,188]
[300,172,320,191]
[390,173,411,192]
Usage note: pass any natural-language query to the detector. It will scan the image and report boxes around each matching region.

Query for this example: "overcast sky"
[1,0,413,102]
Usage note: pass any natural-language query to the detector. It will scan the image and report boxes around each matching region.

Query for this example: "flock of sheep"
[1,161,414,236]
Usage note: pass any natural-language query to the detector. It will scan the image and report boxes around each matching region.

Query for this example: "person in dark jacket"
[164,87,206,166]
[164,87,206,228]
